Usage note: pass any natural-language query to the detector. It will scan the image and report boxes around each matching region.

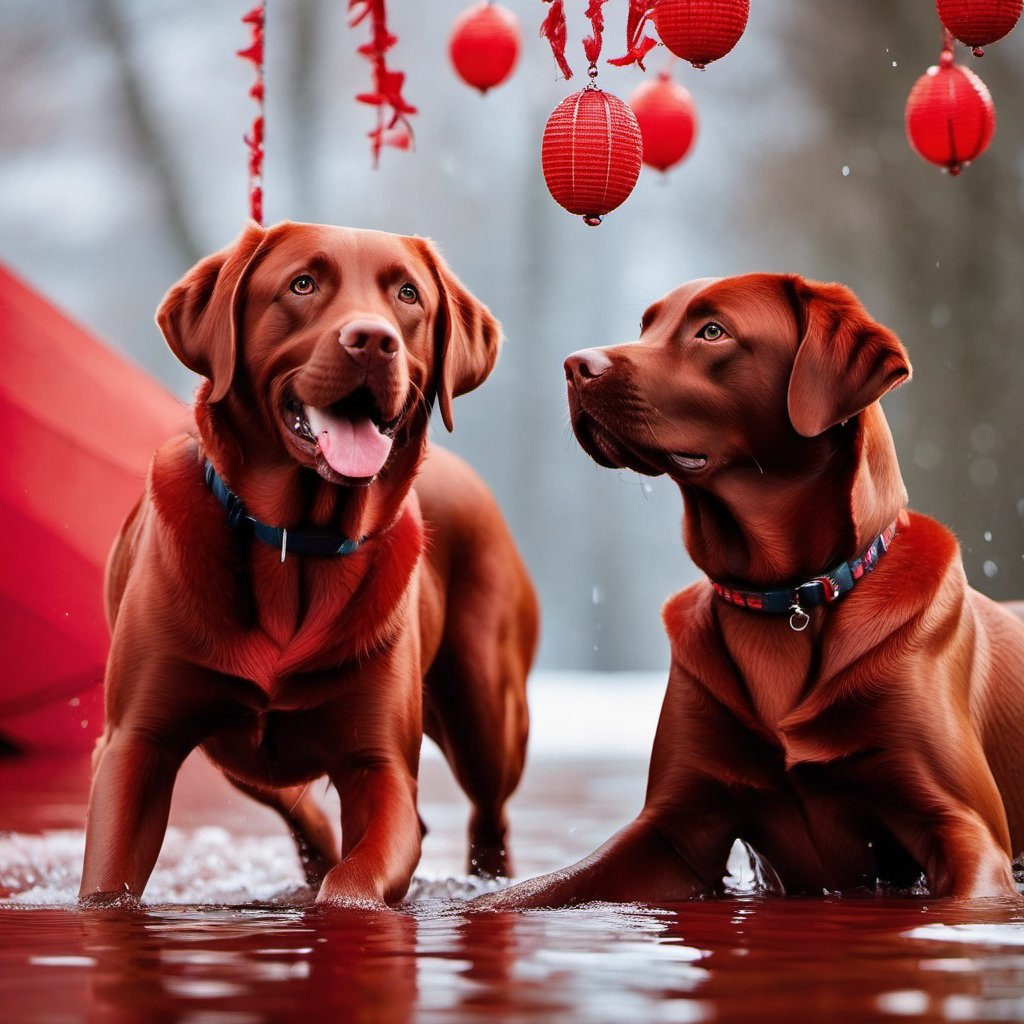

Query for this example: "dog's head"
[157,221,499,486]
[565,274,912,556]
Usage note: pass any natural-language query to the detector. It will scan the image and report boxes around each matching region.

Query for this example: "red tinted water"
[2,749,1023,1022]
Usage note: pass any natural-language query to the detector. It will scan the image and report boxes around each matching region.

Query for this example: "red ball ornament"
[541,87,643,225]
[654,0,750,70]
[629,73,698,173]
[936,0,1022,55]
[905,55,995,175]
[448,2,520,94]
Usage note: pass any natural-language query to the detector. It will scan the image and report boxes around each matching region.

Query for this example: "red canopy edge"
[0,261,190,751]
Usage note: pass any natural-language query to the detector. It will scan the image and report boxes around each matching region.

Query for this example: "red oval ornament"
[629,73,698,173]
[449,2,521,94]
[541,88,643,225]
[936,0,1022,54]
[654,0,750,70]
[905,57,995,175]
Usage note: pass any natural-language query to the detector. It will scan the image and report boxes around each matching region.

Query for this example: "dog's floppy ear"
[787,278,911,438]
[409,237,501,432]
[156,221,267,402]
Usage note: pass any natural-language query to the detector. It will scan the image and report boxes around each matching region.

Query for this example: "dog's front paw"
[78,888,143,910]
[314,866,394,911]
[469,870,578,911]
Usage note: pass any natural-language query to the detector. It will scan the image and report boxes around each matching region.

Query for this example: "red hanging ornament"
[539,0,573,79]
[449,2,521,94]
[349,0,417,166]
[654,0,750,70]
[237,4,266,223]
[936,0,1022,56]
[608,0,661,70]
[905,46,995,175]
[541,85,643,225]
[628,72,698,172]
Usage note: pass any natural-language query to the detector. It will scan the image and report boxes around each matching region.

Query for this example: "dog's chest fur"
[143,437,425,706]
[720,614,815,730]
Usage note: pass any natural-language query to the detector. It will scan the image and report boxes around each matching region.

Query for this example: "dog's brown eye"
[698,322,726,342]
[289,275,316,296]
[397,283,419,305]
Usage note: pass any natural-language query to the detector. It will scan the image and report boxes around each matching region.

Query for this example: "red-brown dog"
[479,273,1024,908]
[79,221,538,907]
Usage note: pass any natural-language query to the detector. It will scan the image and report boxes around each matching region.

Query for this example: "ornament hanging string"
[237,4,266,224]
[540,0,658,79]
[349,0,417,166]
[582,0,608,72]
[941,24,957,65]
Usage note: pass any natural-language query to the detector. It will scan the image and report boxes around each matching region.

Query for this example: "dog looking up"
[477,273,1024,908]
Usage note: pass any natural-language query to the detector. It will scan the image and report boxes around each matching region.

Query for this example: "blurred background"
[2,0,1023,672]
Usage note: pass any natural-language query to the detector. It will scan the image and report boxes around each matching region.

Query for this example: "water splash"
[0,828,306,907]
[0,828,522,909]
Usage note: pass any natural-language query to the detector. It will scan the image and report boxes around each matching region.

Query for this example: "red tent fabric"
[0,262,189,752]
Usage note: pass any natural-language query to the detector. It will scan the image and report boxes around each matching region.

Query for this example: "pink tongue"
[307,407,393,479]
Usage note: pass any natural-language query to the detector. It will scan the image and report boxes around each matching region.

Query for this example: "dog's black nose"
[339,320,401,362]
[565,348,613,385]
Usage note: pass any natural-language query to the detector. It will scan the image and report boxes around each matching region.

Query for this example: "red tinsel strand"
[237,3,266,223]
[349,0,417,166]
[540,0,573,79]
[608,0,660,69]
[582,0,608,67]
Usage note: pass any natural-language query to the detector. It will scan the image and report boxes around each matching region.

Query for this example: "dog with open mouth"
[79,221,538,907]
[476,272,1024,908]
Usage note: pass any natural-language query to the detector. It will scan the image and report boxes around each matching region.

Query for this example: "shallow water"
[3,675,1024,1022]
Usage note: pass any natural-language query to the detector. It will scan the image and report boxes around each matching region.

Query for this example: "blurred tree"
[89,0,203,265]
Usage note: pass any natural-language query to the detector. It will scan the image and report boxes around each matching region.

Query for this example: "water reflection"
[2,893,1024,1022]
[77,906,419,1022]
[3,753,1024,1021]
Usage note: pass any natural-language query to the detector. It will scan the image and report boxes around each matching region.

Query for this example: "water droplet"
[913,440,943,470]
[592,586,602,605]
[969,458,998,487]
[971,422,997,454]
[842,165,851,177]
[984,531,993,542]
[983,560,999,578]
[891,60,898,68]
[930,304,951,328]
[68,697,80,708]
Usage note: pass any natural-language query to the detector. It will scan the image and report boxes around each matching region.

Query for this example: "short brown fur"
[80,221,538,907]
[479,273,1024,908]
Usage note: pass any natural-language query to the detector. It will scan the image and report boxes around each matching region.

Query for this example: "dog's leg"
[893,807,1020,899]
[425,664,526,879]
[471,815,726,910]
[870,743,1020,899]
[79,728,190,905]
[225,777,338,887]
[315,760,422,908]
[425,629,532,880]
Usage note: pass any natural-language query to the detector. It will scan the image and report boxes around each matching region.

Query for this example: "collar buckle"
[788,602,811,631]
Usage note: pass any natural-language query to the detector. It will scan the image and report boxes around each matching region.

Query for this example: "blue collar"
[204,459,365,561]
[711,519,899,631]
